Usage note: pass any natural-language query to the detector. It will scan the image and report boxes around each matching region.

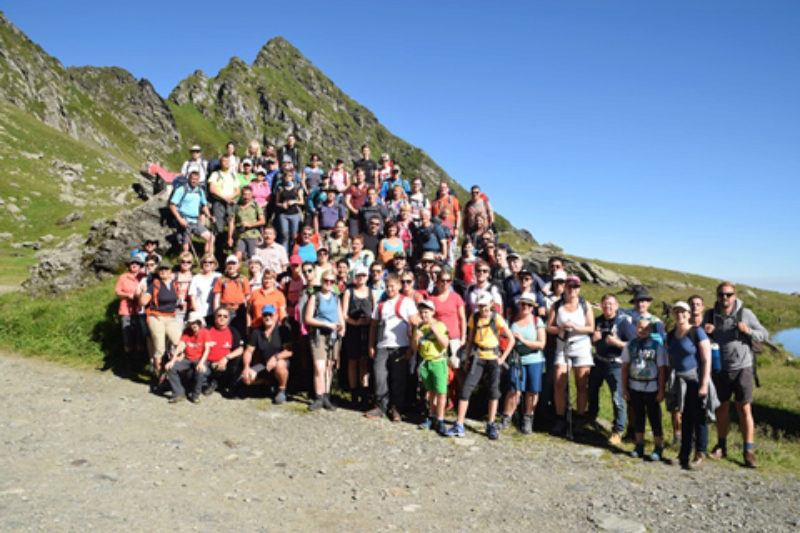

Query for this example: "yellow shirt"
[469,313,507,360]
[415,321,448,361]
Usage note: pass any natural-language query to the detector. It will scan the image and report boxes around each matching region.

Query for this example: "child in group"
[621,318,668,461]
[411,300,450,435]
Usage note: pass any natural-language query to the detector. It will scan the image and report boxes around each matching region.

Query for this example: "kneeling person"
[449,292,515,440]
[412,300,450,434]
[195,307,244,396]
[238,305,292,404]
[165,312,209,403]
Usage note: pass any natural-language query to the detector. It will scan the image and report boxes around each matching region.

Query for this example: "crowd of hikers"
[124,137,769,469]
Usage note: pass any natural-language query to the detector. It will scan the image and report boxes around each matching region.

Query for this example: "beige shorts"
[310,331,342,362]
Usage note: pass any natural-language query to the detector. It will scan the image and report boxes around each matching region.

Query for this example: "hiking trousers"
[373,347,409,413]
[167,359,203,398]
[147,315,182,367]
[588,360,626,433]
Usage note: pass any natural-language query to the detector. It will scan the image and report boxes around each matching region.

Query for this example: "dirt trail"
[1,352,798,532]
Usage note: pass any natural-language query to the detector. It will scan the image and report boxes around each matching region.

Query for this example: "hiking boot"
[188,393,201,404]
[203,380,218,396]
[630,444,645,459]
[389,406,402,422]
[308,397,324,412]
[608,432,622,446]
[365,407,384,419]
[273,390,287,405]
[168,395,186,404]
[709,444,727,460]
[689,452,706,470]
[744,450,758,469]
[496,414,512,431]
[447,423,465,438]
[437,420,449,437]
[521,414,534,435]
[322,394,336,411]
[550,417,566,437]
[486,422,499,441]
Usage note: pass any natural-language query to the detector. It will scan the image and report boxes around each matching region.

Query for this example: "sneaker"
[322,394,336,411]
[389,406,402,422]
[486,423,499,441]
[203,380,218,396]
[188,394,201,404]
[308,397,324,412]
[496,414,512,431]
[709,444,727,460]
[743,449,758,469]
[273,390,287,405]
[447,423,465,438]
[648,447,664,462]
[418,417,434,430]
[608,432,622,446]
[365,407,384,419]
[168,395,186,404]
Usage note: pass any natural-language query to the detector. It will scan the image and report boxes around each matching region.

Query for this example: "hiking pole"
[188,236,200,265]
[565,356,573,441]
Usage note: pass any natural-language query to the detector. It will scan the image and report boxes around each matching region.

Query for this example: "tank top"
[348,287,374,320]
[512,316,545,365]
[278,183,301,215]
[555,302,591,356]
[315,291,339,324]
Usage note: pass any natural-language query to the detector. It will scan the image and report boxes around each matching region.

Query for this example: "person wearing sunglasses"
[174,252,195,330]
[465,260,504,316]
[702,282,767,468]
[305,274,346,411]
[188,254,221,327]
[195,307,245,398]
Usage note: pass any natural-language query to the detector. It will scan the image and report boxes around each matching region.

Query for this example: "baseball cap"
[672,301,690,312]
[186,312,205,326]
[552,270,567,282]
[190,145,202,151]
[354,265,369,277]
[225,255,239,264]
[565,275,581,287]
[242,158,253,166]
[518,292,538,306]
[289,255,303,265]
[475,291,493,307]
[261,304,277,315]
[418,299,435,311]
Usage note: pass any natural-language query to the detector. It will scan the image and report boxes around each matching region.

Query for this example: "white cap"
[186,312,205,326]
[475,291,493,307]
[672,301,690,312]
[552,270,567,281]
[225,255,239,264]
[518,292,538,306]
[354,265,369,277]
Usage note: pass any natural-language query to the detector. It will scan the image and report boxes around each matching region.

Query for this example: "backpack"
[374,294,408,346]
[553,294,589,316]
[702,306,762,387]
[168,181,204,219]
[469,309,502,356]
[627,337,661,382]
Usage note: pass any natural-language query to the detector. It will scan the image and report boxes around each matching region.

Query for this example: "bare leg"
[554,364,568,416]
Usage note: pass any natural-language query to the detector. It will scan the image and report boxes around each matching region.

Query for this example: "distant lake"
[773,328,800,357]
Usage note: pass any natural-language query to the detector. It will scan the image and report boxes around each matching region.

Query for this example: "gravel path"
[1,352,798,532]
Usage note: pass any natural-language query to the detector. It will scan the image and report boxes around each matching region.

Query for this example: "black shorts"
[712,366,754,404]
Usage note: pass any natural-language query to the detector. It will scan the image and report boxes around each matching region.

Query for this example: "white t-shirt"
[188,272,221,316]
[372,295,418,349]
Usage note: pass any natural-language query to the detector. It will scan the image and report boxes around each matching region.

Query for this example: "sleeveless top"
[314,291,339,324]
[512,316,545,365]
[348,287,374,321]
[555,303,591,357]
[278,183,301,215]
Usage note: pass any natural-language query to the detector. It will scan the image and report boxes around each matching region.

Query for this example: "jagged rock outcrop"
[23,192,174,294]
[523,247,641,288]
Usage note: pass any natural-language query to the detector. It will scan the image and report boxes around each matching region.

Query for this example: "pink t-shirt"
[250,181,271,208]
[432,290,464,339]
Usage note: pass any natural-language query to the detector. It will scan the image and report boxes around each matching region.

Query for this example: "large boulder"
[23,191,174,294]
[521,247,640,288]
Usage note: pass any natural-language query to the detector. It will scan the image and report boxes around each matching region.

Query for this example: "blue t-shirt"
[667,327,708,372]
[170,185,207,219]
[296,242,318,263]
[314,291,339,324]
[379,178,410,199]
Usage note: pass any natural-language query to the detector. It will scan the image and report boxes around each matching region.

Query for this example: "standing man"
[354,144,378,189]
[207,154,240,254]
[169,170,214,256]
[412,209,449,263]
[703,282,768,468]
[253,227,289,275]
[365,274,420,422]
[358,186,391,233]
[463,185,495,235]
[181,145,208,185]
[278,133,300,169]
[589,294,636,445]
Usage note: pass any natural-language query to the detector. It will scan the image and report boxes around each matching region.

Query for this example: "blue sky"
[6,1,800,293]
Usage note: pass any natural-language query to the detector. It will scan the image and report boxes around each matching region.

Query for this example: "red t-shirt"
[346,184,368,211]
[432,290,465,339]
[205,327,241,362]
[181,329,208,361]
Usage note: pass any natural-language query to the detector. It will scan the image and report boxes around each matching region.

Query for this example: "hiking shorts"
[509,361,545,394]
[177,221,210,244]
[419,358,448,394]
[712,366,754,404]
[460,358,501,401]
[236,238,258,260]
[310,331,341,362]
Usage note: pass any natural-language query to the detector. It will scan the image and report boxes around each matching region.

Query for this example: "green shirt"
[234,202,262,239]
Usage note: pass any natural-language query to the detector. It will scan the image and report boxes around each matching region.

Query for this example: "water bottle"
[711,342,721,372]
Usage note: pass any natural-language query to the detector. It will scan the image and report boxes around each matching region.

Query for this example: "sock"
[634,443,644,454]
[718,437,727,451]
[744,442,754,451]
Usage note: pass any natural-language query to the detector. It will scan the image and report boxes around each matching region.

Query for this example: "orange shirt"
[249,287,287,327]
[432,194,461,227]
[213,275,251,308]
[115,272,142,316]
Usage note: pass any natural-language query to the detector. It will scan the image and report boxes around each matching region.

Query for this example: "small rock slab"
[593,512,646,533]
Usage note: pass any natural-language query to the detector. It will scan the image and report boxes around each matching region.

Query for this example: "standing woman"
[325,220,350,264]
[274,169,305,251]
[140,263,182,385]
[666,301,712,470]
[224,141,239,177]
[249,167,271,215]
[546,275,595,437]
[395,204,414,256]
[498,292,547,434]
[174,252,195,330]
[342,266,376,408]
[378,222,404,265]
[305,272,346,411]
[188,254,221,327]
